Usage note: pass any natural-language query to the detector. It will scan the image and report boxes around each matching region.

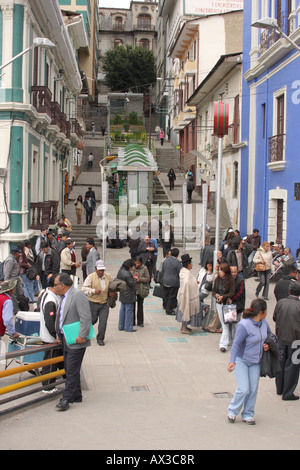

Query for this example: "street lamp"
[0,37,56,73]
[251,17,300,53]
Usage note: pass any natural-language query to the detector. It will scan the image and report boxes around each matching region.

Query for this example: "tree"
[102,45,156,93]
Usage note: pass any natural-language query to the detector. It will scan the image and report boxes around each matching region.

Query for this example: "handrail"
[0,339,65,416]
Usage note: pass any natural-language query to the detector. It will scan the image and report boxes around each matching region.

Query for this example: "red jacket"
[0,293,10,336]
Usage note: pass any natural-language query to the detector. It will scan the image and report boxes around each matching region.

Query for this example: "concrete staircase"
[155,143,179,172]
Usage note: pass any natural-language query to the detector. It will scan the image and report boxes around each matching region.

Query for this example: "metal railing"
[0,340,65,416]
[268,134,285,163]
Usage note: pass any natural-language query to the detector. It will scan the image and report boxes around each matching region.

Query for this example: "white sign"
[184,0,243,15]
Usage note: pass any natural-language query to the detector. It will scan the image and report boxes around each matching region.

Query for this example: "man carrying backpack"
[187,176,195,204]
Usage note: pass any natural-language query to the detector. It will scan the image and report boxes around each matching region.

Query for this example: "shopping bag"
[222,304,237,324]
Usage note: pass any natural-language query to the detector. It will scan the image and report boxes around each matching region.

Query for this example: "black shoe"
[138,324,144,327]
[56,399,69,411]
[282,394,299,401]
[97,340,105,346]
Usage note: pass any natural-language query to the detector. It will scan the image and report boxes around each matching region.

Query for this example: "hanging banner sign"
[64,172,69,205]
[213,101,229,137]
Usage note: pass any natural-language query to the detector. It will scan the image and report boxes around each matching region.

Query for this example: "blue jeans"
[20,273,35,303]
[228,357,261,420]
[118,303,135,332]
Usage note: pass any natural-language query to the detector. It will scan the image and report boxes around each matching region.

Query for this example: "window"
[233,95,240,143]
[233,162,239,198]
[138,14,151,29]
[140,38,150,50]
[262,103,266,139]
[115,16,123,30]
[268,87,286,168]
[276,199,284,245]
[277,94,284,137]
[114,39,123,49]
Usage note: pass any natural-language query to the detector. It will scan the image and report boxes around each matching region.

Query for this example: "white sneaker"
[42,387,58,394]
[227,413,236,423]
[243,418,256,425]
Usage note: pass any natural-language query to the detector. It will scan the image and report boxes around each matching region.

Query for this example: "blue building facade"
[241,0,300,257]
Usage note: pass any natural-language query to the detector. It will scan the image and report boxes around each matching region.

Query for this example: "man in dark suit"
[274,265,298,301]
[138,234,156,284]
[273,281,300,401]
[161,247,181,315]
[54,273,92,411]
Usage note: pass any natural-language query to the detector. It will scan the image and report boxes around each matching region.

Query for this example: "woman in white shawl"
[176,254,201,334]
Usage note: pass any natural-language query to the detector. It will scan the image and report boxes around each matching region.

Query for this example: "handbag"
[137,282,150,299]
[153,284,166,299]
[256,252,266,272]
[154,270,162,284]
[26,265,37,281]
[222,304,237,324]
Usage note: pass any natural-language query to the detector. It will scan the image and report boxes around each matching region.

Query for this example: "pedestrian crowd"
[1,218,300,421]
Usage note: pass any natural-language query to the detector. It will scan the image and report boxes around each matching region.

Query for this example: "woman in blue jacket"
[227,298,271,425]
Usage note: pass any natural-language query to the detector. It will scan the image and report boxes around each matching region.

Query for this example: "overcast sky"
[99,0,131,8]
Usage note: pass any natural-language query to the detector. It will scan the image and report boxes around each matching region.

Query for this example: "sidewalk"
[1,245,300,450]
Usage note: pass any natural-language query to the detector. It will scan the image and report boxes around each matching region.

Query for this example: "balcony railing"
[31,86,78,139]
[260,12,294,54]
[132,24,156,31]
[268,134,285,163]
[30,201,59,230]
[51,101,62,128]
[31,85,52,119]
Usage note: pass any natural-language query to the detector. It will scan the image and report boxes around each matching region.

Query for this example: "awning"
[116,144,158,172]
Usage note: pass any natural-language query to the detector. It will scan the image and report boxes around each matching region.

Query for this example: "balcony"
[133,24,156,32]
[31,86,52,118]
[260,13,294,54]
[51,101,62,129]
[268,134,286,171]
[30,201,59,230]
[70,118,82,138]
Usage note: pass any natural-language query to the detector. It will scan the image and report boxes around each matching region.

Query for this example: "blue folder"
[62,321,95,345]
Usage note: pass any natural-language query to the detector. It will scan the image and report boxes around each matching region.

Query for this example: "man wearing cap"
[56,231,70,256]
[3,247,25,313]
[82,260,111,346]
[0,280,19,344]
[60,239,81,277]
[85,186,96,201]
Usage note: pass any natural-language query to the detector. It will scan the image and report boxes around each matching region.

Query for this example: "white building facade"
[0,0,83,258]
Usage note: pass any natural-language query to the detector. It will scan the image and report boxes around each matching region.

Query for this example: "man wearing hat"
[3,246,25,313]
[82,260,112,346]
[0,280,19,344]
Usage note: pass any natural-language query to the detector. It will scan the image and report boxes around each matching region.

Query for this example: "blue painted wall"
[241,0,300,256]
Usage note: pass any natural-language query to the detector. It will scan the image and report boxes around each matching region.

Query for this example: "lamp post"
[0,37,55,73]
[251,17,300,53]
[99,156,109,261]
